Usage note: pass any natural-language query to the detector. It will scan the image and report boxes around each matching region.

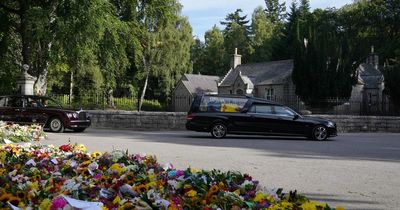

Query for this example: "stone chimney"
[366,46,379,69]
[230,48,242,69]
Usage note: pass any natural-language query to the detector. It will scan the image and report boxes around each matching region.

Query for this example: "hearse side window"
[274,106,295,117]
[249,104,273,114]
[199,96,248,112]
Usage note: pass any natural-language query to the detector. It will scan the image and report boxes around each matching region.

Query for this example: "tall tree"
[264,0,287,23]
[292,9,357,107]
[203,26,226,76]
[0,0,59,95]
[0,7,20,93]
[250,6,275,62]
[136,0,185,111]
[190,38,206,74]
[150,16,193,104]
[221,9,252,64]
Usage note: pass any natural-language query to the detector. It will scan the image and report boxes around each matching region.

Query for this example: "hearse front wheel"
[211,123,227,139]
[311,125,328,141]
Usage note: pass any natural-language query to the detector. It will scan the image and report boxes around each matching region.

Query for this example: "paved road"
[44,130,400,210]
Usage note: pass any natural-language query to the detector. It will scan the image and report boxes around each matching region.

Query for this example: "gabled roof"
[180,74,220,94]
[219,59,293,87]
[357,63,384,89]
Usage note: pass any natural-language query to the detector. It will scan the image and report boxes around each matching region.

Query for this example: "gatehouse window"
[265,88,274,100]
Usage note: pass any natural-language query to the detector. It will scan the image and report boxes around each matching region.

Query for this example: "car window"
[6,97,24,108]
[27,97,43,108]
[248,105,274,114]
[199,96,248,112]
[274,106,295,117]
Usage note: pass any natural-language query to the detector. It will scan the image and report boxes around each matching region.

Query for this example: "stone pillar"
[16,64,36,95]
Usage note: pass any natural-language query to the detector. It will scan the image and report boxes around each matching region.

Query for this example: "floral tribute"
[0,121,46,144]
[0,143,343,210]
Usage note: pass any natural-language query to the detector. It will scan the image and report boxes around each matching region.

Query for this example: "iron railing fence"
[47,93,164,111]
[270,96,400,116]
[1,90,398,115]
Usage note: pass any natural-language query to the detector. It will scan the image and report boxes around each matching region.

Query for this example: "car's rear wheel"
[311,125,328,141]
[211,123,227,139]
[48,117,64,133]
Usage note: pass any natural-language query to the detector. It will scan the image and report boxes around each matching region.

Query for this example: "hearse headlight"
[326,121,335,128]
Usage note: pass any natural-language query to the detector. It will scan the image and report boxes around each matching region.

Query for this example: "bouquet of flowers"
[0,121,46,144]
[0,143,344,210]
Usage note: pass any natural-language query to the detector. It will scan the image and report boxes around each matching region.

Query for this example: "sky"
[180,0,353,40]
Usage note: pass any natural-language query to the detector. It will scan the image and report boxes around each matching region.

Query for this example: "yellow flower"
[0,152,7,163]
[0,168,6,176]
[186,190,197,197]
[190,167,200,174]
[113,196,122,204]
[39,198,51,210]
[27,181,39,190]
[75,144,87,152]
[233,189,240,196]
[253,192,267,203]
[91,151,102,158]
[300,201,328,210]
[335,206,345,210]
[146,181,156,189]
[109,163,126,175]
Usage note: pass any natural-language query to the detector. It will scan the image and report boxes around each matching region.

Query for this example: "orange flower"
[133,184,148,193]
[8,196,22,207]
[0,193,12,203]
[209,185,219,194]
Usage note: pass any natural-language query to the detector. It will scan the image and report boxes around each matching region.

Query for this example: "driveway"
[43,130,400,210]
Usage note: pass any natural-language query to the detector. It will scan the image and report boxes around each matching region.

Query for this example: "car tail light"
[186,113,195,121]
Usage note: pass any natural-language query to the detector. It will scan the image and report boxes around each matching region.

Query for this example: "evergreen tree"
[264,0,287,23]
[292,9,356,107]
[221,9,252,65]
[191,38,206,74]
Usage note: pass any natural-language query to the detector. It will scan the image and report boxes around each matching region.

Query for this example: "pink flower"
[50,197,68,210]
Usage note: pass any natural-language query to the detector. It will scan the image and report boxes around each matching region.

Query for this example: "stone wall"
[88,110,186,130]
[315,115,400,133]
[88,110,400,132]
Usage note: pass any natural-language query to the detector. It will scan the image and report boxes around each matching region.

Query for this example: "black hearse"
[186,94,337,140]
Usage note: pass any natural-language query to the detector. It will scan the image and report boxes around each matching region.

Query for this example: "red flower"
[59,144,72,152]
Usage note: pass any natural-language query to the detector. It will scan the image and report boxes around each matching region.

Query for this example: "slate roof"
[357,63,384,89]
[219,59,293,87]
[180,74,220,94]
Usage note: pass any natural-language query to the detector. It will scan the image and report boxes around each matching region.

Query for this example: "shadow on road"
[59,129,400,162]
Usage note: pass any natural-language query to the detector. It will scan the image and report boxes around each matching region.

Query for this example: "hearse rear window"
[199,96,248,112]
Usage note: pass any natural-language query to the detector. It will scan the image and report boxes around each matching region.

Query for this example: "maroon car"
[0,95,91,132]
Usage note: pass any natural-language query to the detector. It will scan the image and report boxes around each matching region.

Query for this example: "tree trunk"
[69,70,74,106]
[19,2,31,73]
[138,56,150,111]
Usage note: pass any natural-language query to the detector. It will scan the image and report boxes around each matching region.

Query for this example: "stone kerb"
[88,110,400,132]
